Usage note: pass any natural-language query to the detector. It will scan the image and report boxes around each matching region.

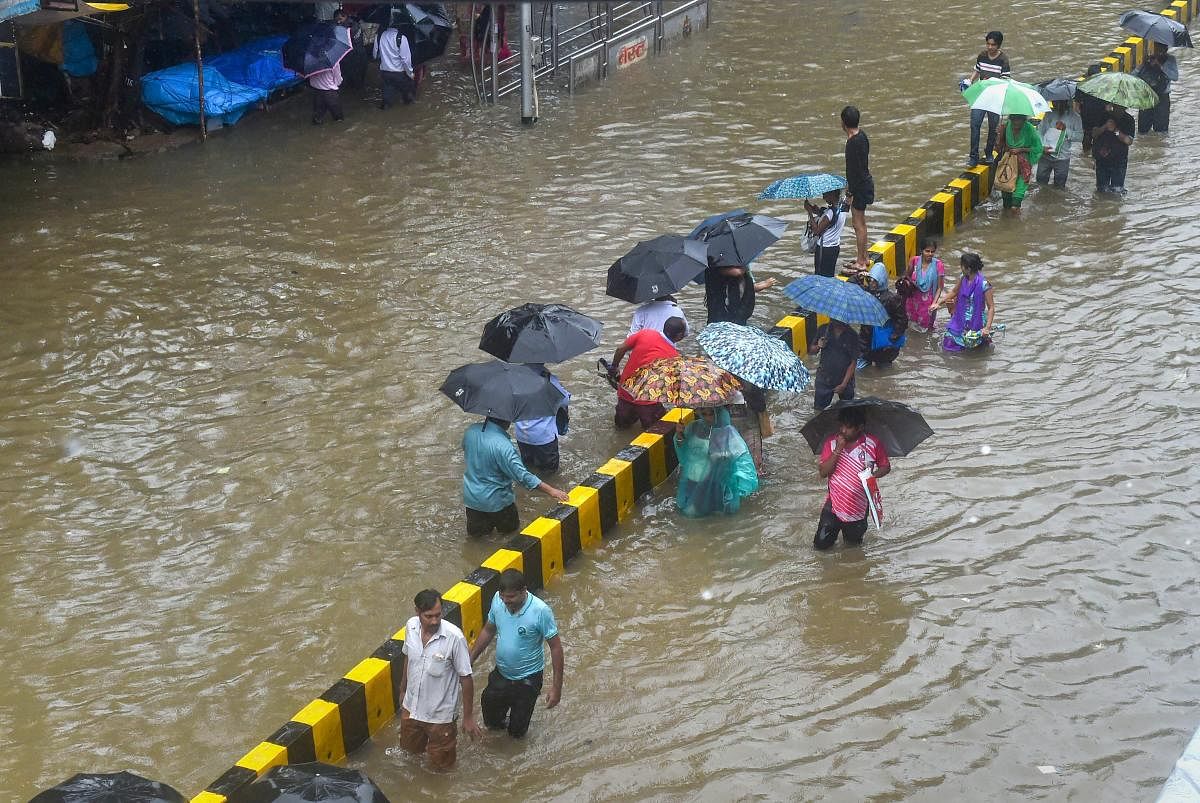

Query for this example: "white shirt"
[374,29,413,75]
[402,617,472,724]
[629,299,689,337]
[818,205,846,248]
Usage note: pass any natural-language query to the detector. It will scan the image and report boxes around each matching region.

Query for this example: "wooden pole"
[192,0,207,140]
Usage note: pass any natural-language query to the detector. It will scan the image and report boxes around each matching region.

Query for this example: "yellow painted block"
[392,625,406,641]
[774,314,807,355]
[1124,36,1145,64]
[631,431,668,486]
[931,192,955,235]
[1172,1,1190,23]
[909,205,927,223]
[1162,6,1178,20]
[293,698,346,763]
[949,177,972,214]
[868,241,895,278]
[521,516,565,585]
[598,458,635,522]
[1113,46,1132,72]
[192,793,227,803]
[566,485,602,549]
[344,657,396,736]
[235,741,287,775]
[443,581,483,644]
[1101,56,1119,73]
[814,312,830,329]
[661,407,690,423]
[482,548,523,575]
[891,224,917,269]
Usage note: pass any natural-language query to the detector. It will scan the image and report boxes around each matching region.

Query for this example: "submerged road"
[1,0,1198,799]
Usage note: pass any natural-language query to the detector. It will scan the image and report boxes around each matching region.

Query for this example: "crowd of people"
[397,23,1186,772]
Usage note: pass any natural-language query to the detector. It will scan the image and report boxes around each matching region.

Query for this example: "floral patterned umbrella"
[697,322,811,393]
[622,356,743,408]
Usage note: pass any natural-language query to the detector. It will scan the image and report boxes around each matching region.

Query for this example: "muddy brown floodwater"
[1,1,1198,800]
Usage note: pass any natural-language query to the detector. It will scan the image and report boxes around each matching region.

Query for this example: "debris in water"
[700,589,714,601]
[215,467,231,475]
[979,445,992,455]
[967,516,979,524]
[1037,765,1058,775]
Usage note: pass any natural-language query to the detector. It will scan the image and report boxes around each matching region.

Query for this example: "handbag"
[801,220,818,254]
[994,150,1019,193]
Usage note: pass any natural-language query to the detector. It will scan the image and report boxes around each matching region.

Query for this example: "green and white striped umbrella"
[961,78,1051,117]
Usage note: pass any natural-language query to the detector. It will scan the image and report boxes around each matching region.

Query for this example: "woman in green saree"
[996,113,1042,209]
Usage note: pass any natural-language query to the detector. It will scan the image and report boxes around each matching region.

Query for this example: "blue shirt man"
[469,569,565,738]
[461,418,567,537]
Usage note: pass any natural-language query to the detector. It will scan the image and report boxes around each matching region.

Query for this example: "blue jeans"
[969,109,999,162]
[1096,158,1128,192]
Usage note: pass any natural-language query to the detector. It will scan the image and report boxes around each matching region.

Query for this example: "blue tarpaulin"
[141,63,266,126]
[141,38,301,127]
[207,36,301,93]
[0,0,39,24]
[62,19,98,77]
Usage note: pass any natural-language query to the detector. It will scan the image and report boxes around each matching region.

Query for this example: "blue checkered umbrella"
[782,275,888,326]
[758,173,847,200]
[697,322,810,393]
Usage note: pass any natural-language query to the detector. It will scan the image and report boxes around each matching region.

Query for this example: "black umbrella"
[606,235,710,304]
[688,211,789,268]
[283,23,352,78]
[479,303,603,363]
[30,771,187,803]
[1036,77,1077,101]
[1118,9,1193,48]
[367,4,452,65]
[440,361,566,421]
[242,763,391,803]
[800,397,933,458]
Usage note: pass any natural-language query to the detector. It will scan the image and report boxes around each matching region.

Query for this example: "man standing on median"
[398,588,482,770]
[469,569,564,738]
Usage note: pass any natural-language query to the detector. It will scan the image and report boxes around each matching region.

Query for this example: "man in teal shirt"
[469,569,565,738]
[462,418,569,537]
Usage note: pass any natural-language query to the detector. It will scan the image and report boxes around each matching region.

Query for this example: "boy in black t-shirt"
[966,30,1011,167]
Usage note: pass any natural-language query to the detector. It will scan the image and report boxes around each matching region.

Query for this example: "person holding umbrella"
[1133,42,1177,134]
[803,188,848,277]
[814,405,891,550]
[1035,95,1083,188]
[994,113,1042,210]
[609,316,688,429]
[513,365,570,474]
[1091,103,1135,194]
[441,361,571,536]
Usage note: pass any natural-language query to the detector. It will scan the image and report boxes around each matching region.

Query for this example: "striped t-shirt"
[821,433,891,521]
[974,51,1011,80]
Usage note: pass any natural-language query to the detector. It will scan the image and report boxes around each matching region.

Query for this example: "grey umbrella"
[1118,9,1193,48]
[1037,77,1077,101]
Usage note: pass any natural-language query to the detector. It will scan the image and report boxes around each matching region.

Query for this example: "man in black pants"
[469,570,565,738]
[841,105,874,269]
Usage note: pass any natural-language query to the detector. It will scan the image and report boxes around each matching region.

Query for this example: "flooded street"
[2,0,1199,799]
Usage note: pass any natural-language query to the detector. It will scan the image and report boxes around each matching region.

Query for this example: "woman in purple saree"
[933,252,995,352]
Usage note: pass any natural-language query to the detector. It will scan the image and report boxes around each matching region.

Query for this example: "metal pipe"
[519,2,535,123]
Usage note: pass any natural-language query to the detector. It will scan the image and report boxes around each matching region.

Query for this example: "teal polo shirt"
[488,591,558,680]
[461,421,541,513]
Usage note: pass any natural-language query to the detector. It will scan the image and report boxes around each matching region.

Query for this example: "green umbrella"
[1076,71,1160,110]
[961,78,1050,116]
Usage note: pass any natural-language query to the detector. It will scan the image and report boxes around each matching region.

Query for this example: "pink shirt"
[308,62,342,91]
[821,433,890,521]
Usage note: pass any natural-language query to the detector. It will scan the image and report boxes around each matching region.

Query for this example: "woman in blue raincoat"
[673,406,760,517]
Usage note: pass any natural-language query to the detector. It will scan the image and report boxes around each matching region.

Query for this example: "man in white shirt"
[374,24,415,108]
[628,295,689,337]
[399,589,481,769]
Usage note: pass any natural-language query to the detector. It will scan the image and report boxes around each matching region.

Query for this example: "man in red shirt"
[609,316,687,429]
[815,406,890,549]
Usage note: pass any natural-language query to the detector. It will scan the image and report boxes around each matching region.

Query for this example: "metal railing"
[476,0,707,101]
